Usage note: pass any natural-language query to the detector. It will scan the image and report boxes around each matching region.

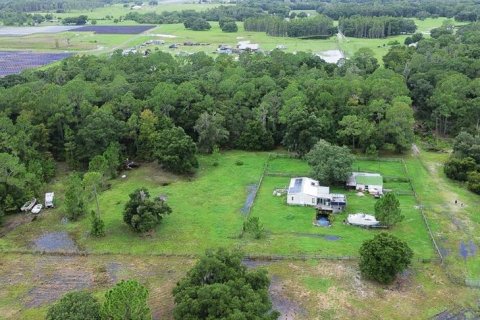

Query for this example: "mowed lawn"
[244,156,434,258]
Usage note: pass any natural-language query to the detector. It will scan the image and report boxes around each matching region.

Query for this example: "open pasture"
[0,152,433,261]
[244,156,433,258]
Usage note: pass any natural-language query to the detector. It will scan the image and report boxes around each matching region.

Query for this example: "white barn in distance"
[287,177,346,213]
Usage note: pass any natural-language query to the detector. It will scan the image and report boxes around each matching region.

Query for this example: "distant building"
[217,44,232,54]
[237,41,259,51]
[287,177,346,213]
[346,172,383,194]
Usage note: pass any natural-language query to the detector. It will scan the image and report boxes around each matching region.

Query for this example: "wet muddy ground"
[32,232,79,252]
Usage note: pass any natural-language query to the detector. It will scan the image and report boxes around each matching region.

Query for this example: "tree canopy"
[359,233,413,284]
[374,192,404,227]
[102,280,151,320]
[306,139,354,185]
[173,248,279,320]
[123,188,171,233]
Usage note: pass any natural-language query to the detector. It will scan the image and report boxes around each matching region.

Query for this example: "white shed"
[237,41,259,51]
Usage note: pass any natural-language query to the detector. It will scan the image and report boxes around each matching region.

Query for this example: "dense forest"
[339,16,417,38]
[383,22,480,136]
[317,0,480,21]
[0,48,414,219]
[244,15,336,38]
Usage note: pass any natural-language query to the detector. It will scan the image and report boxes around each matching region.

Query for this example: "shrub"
[467,171,480,194]
[444,156,476,181]
[46,291,101,320]
[242,216,265,239]
[90,211,105,237]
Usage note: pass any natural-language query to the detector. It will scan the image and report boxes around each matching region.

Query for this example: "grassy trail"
[409,146,480,280]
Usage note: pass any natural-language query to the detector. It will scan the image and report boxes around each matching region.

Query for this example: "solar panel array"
[289,178,303,193]
[74,25,156,34]
[0,51,71,77]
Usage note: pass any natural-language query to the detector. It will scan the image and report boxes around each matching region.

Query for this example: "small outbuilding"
[347,172,383,194]
[237,41,260,51]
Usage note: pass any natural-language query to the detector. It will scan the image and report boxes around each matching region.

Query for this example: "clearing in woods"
[0,151,433,260]
[1,150,480,319]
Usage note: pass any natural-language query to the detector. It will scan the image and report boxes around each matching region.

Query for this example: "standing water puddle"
[33,232,79,252]
[241,184,258,214]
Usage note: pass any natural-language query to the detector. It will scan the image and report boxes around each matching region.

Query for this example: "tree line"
[317,0,480,21]
[244,15,336,38]
[339,15,417,38]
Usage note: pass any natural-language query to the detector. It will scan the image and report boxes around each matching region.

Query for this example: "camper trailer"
[45,192,54,208]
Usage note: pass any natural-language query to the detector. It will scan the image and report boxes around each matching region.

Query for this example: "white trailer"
[45,192,54,208]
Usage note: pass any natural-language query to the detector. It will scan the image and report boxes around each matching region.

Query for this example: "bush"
[242,216,265,239]
[123,188,172,233]
[90,211,105,237]
[235,160,244,166]
[221,21,238,32]
[184,17,211,31]
[359,233,413,284]
[444,157,477,181]
[467,171,480,194]
[46,291,101,320]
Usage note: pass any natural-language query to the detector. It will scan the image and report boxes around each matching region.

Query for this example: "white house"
[287,177,346,213]
[346,172,383,194]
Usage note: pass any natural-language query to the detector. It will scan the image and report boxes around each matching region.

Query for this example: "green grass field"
[37,2,228,22]
[244,156,433,257]
[0,13,462,59]
[0,151,433,261]
[406,149,480,280]
[2,149,480,318]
